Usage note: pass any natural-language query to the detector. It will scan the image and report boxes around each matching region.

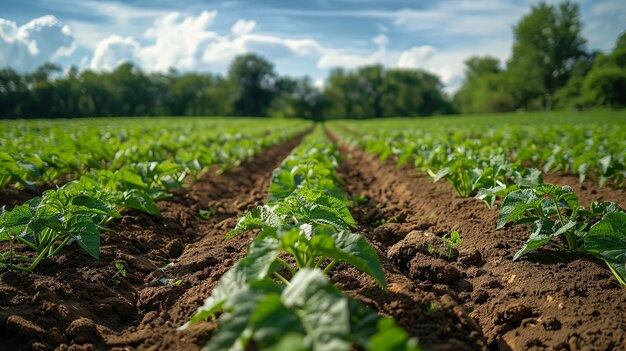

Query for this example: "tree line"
[0,1,624,120]
[0,56,452,120]
[454,1,626,113]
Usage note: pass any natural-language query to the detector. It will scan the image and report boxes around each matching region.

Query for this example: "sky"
[0,0,624,93]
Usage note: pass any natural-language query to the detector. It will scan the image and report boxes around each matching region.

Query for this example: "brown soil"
[328,128,626,351]
[0,134,305,351]
[2,126,625,351]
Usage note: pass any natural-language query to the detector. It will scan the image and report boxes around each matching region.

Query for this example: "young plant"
[199,207,216,220]
[498,183,626,284]
[427,230,462,260]
[0,189,120,271]
[181,268,418,351]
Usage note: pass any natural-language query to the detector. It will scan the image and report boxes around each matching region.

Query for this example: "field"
[1,111,626,350]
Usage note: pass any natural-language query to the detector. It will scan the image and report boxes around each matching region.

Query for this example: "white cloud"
[90,11,323,73]
[90,35,141,70]
[0,15,75,71]
[397,46,436,68]
[85,9,491,94]
[372,34,388,48]
[231,19,257,37]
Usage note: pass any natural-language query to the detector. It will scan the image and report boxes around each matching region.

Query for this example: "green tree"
[270,77,327,121]
[228,54,277,116]
[454,56,516,113]
[507,1,587,110]
[579,33,626,107]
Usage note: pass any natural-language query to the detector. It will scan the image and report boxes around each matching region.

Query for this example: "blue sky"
[1,0,624,93]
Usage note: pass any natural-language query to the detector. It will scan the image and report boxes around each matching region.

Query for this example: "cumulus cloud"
[90,11,323,73]
[90,35,141,71]
[0,15,75,71]
[86,10,472,94]
[231,19,257,37]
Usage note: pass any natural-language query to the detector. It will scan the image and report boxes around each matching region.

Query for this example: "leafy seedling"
[427,230,462,260]
[199,207,216,220]
[498,183,626,284]
[181,269,418,351]
[114,262,127,278]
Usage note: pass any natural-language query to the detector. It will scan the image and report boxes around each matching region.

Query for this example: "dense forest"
[0,1,624,119]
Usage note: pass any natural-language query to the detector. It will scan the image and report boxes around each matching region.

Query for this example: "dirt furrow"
[0,133,306,351]
[328,128,626,351]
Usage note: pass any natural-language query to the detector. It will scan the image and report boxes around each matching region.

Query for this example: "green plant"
[181,269,417,351]
[199,207,216,220]
[426,301,438,315]
[376,216,398,226]
[114,262,127,278]
[183,128,417,350]
[427,230,462,260]
[498,183,626,284]
[0,189,120,271]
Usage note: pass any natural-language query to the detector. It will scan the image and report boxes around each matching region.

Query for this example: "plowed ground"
[1,130,625,351]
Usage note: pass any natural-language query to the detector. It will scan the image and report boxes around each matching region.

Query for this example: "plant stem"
[292,251,305,269]
[550,195,577,251]
[16,236,37,251]
[9,241,56,272]
[49,237,71,256]
[275,257,296,275]
[323,259,339,275]
[314,256,327,269]
[272,272,291,286]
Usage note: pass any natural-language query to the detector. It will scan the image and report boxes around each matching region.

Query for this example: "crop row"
[181,127,419,350]
[330,121,626,286]
[332,114,626,190]
[0,119,309,271]
[0,118,307,189]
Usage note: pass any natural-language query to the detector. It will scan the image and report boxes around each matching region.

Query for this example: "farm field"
[1,111,626,350]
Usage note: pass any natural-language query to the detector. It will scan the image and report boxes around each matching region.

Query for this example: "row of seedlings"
[180,128,420,350]
[0,126,308,271]
[331,126,626,286]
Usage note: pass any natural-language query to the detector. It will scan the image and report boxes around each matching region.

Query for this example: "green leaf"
[281,269,351,351]
[67,216,101,259]
[264,334,308,351]
[432,167,450,182]
[475,182,509,208]
[310,231,387,289]
[1,201,36,239]
[497,189,540,229]
[249,295,305,348]
[203,280,285,351]
[584,212,626,285]
[513,219,576,260]
[120,189,161,216]
[181,237,281,329]
[589,202,624,216]
[312,194,356,228]
[269,169,298,201]
[69,195,120,217]
[367,318,419,351]
[226,205,283,239]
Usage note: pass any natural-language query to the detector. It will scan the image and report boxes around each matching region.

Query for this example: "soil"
[1,126,625,351]
[326,128,626,351]
[0,134,305,351]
